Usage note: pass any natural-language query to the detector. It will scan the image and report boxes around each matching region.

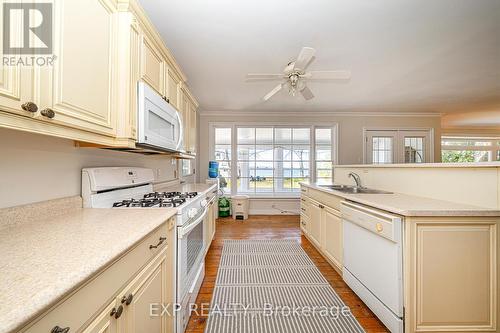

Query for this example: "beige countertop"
[301,182,500,217]
[0,197,177,333]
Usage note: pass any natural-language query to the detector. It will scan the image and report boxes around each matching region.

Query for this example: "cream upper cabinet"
[37,0,118,136]
[140,34,165,96]
[189,101,197,154]
[166,67,181,109]
[321,206,343,271]
[308,200,322,248]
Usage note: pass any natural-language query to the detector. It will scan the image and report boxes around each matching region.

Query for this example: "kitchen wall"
[197,111,441,214]
[0,128,181,209]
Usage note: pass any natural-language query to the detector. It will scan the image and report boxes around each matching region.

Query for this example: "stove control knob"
[200,199,208,208]
[188,208,198,218]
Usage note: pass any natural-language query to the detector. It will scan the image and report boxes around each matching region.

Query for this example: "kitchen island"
[300,181,500,333]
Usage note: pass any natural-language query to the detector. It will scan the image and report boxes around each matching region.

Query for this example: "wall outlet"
[156,168,161,178]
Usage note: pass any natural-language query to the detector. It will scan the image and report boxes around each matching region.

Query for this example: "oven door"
[177,206,207,299]
[137,81,182,151]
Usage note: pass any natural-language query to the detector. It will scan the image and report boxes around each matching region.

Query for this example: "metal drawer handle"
[318,204,324,209]
[51,326,70,333]
[149,237,166,249]
[301,198,306,202]
[301,208,306,212]
[41,108,55,119]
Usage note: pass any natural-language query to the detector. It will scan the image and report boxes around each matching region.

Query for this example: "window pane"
[237,145,254,160]
[275,178,292,192]
[238,128,255,144]
[215,128,231,145]
[293,128,310,145]
[215,145,231,161]
[256,128,273,144]
[292,146,310,161]
[237,162,254,177]
[274,145,292,160]
[275,128,292,144]
[372,137,393,164]
[404,137,425,163]
[255,146,274,160]
[292,178,307,189]
[316,146,332,160]
[315,128,331,145]
[237,178,254,193]
[255,178,273,192]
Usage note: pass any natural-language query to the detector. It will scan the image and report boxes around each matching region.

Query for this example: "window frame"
[209,122,338,197]
[441,136,500,163]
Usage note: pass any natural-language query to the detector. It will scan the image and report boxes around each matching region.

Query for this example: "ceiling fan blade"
[302,70,351,80]
[293,47,316,71]
[246,73,285,81]
[300,85,314,100]
[263,83,284,101]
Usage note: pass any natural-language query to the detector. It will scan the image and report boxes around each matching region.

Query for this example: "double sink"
[319,184,393,194]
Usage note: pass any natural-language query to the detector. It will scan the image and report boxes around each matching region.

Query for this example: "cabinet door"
[81,301,118,333]
[37,0,117,136]
[0,3,34,116]
[140,35,165,96]
[322,206,343,271]
[180,90,190,151]
[211,202,217,240]
[121,247,171,333]
[166,68,180,110]
[308,201,322,248]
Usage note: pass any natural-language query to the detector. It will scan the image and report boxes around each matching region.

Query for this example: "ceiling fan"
[246,47,351,101]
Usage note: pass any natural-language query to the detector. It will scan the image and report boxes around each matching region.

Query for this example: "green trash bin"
[218,197,231,217]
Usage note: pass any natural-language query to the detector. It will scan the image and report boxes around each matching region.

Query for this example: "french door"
[365,129,432,164]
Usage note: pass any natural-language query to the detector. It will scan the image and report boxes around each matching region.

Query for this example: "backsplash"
[0,128,180,208]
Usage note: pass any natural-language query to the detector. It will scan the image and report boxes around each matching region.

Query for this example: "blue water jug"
[208,161,219,178]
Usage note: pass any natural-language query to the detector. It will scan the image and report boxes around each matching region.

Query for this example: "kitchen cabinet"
[38,0,118,136]
[140,34,165,97]
[321,206,343,272]
[166,68,181,110]
[81,301,118,333]
[300,185,343,273]
[308,199,322,248]
[204,196,217,254]
[21,218,175,333]
[180,86,198,155]
[120,246,169,333]
[0,0,199,150]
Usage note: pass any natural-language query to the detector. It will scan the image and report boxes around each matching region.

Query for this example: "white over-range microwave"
[137,81,183,152]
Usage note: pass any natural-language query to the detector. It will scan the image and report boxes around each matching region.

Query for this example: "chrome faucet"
[348,172,363,188]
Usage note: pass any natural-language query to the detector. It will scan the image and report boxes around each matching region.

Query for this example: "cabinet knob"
[51,326,70,333]
[376,223,383,233]
[40,108,55,119]
[111,305,124,319]
[121,293,134,305]
[21,102,38,113]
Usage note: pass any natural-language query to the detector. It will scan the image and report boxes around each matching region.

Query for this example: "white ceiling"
[139,0,500,115]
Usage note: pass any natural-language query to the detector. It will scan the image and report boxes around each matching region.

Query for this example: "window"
[210,124,336,196]
[315,128,334,184]
[181,159,192,177]
[364,129,432,164]
[441,137,500,163]
[237,127,310,194]
[214,127,232,194]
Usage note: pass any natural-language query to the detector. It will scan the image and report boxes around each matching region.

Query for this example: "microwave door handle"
[178,206,207,238]
[176,111,183,151]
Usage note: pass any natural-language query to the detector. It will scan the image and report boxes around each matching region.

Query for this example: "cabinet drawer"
[308,188,343,211]
[300,186,309,196]
[300,197,310,217]
[22,219,172,333]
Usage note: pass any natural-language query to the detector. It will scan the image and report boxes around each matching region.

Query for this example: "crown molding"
[198,109,443,117]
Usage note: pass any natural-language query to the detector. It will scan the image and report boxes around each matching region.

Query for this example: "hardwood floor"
[186,215,389,333]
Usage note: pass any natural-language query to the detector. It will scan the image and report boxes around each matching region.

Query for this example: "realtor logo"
[3,3,53,55]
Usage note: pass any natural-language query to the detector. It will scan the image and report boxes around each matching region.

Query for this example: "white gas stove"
[81,167,210,333]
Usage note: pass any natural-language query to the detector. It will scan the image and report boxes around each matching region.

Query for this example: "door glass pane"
[372,137,393,164]
[404,137,425,163]
[215,128,231,144]
[237,128,255,144]
[214,127,232,194]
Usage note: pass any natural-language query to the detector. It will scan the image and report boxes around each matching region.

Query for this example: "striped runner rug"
[204,239,365,333]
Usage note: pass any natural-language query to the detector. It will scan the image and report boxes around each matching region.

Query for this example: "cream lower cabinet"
[321,206,343,272]
[204,198,217,254]
[22,219,175,333]
[301,186,343,273]
[308,199,323,248]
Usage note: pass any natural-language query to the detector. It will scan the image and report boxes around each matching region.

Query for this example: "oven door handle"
[178,206,207,239]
